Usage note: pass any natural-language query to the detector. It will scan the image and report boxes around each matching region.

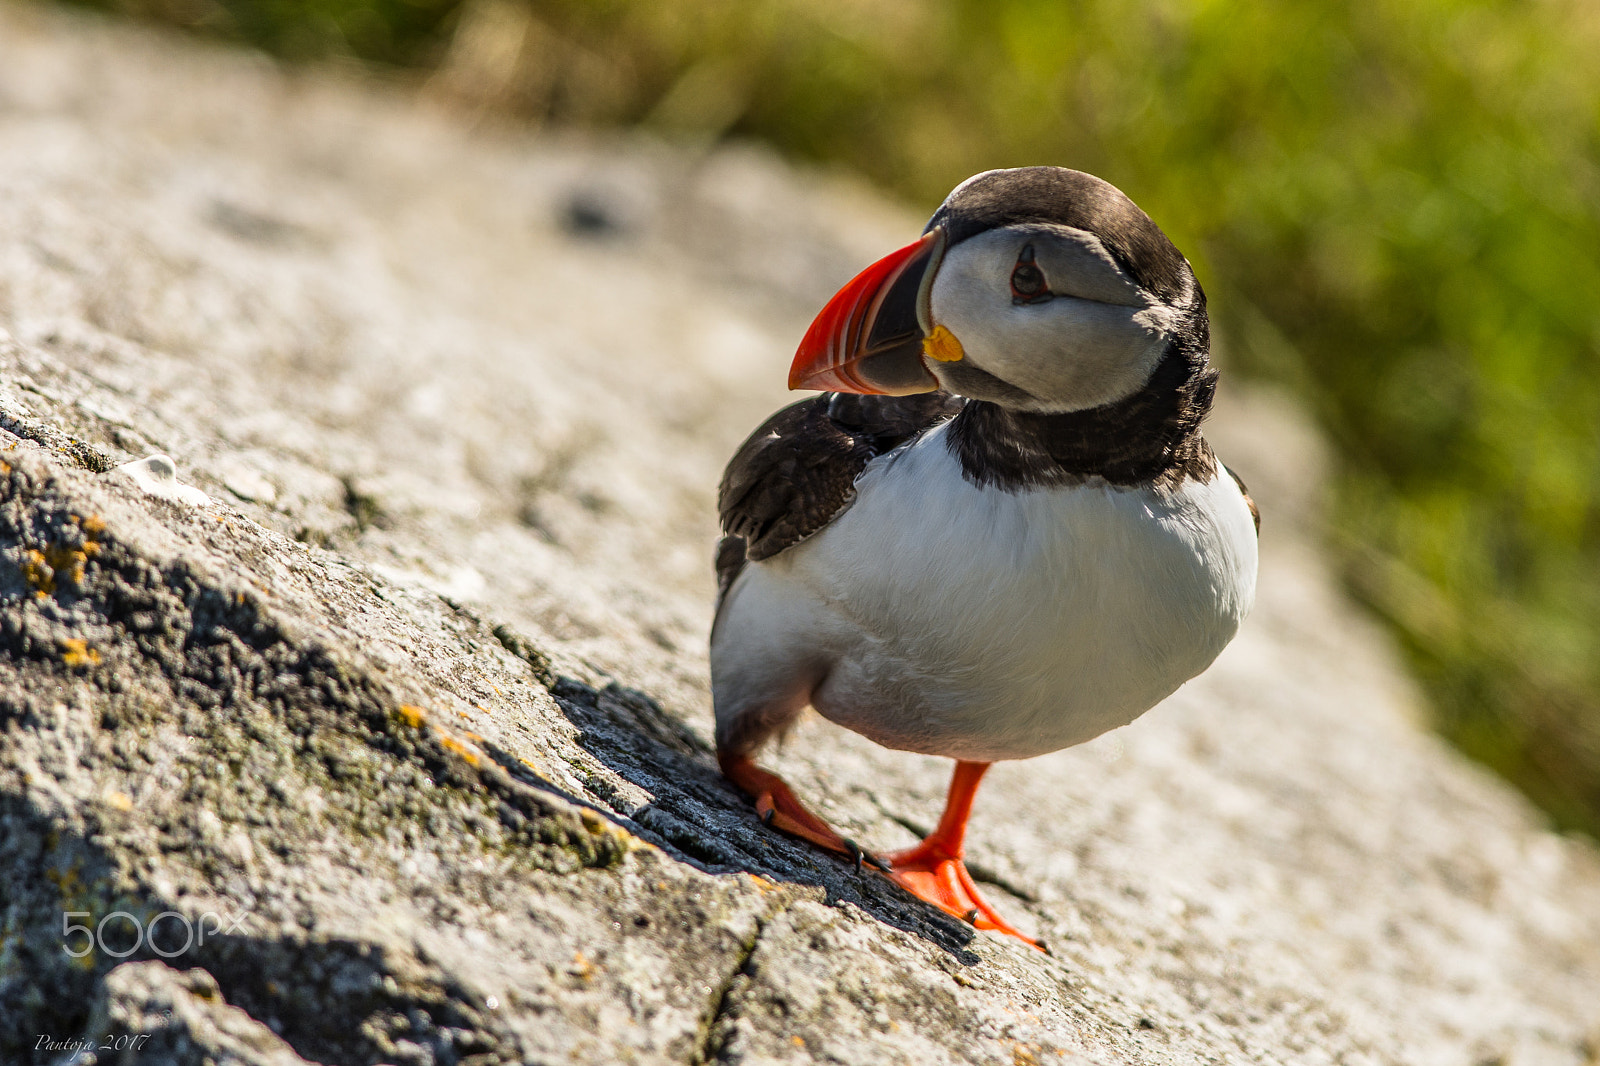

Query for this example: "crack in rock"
[692,895,794,1066]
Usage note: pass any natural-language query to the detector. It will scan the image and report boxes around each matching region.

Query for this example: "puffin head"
[790,167,1205,414]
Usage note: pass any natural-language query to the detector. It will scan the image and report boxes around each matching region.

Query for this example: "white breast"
[712,423,1258,762]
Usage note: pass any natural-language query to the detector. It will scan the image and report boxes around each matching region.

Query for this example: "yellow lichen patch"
[568,951,596,982]
[44,862,84,896]
[70,513,105,554]
[21,549,54,595]
[791,1035,806,1048]
[575,808,642,853]
[436,733,482,766]
[394,704,426,728]
[104,791,134,811]
[44,861,98,970]
[60,638,101,667]
[45,864,98,945]
[44,544,91,585]
[21,515,105,598]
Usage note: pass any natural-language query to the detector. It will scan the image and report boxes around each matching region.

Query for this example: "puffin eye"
[1010,244,1050,303]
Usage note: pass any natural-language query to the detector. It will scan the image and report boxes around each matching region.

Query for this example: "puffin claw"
[843,839,891,874]
[861,849,893,873]
[760,807,776,827]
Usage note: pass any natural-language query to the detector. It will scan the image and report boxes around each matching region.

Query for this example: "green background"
[53,0,1600,838]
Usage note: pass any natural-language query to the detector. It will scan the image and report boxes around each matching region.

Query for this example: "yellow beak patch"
[921,324,965,363]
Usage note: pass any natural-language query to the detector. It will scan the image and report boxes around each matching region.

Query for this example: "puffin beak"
[789,228,948,394]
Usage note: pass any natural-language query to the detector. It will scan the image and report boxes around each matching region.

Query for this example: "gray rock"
[82,962,309,1066]
[1,4,1598,1065]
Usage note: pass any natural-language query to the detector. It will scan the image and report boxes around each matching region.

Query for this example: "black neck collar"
[945,341,1218,491]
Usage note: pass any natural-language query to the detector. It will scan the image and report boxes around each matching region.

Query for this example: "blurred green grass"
[58,0,1600,837]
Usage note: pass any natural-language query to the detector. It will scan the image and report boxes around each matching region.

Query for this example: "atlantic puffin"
[711,167,1259,947]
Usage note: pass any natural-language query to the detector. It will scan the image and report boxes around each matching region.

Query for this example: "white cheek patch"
[930,240,1172,412]
[1042,299,1169,406]
[973,299,1166,411]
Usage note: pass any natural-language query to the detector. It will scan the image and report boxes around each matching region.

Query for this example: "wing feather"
[714,392,963,603]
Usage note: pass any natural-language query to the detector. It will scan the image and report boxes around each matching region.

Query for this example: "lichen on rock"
[2,5,1599,1065]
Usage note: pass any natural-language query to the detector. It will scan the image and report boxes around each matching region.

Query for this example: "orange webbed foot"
[720,752,886,869]
[722,753,1043,951]
[882,839,1042,948]
[882,760,1045,951]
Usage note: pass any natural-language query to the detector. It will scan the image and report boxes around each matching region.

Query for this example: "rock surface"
[3,5,1600,1064]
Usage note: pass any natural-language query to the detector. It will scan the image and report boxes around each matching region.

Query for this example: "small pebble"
[110,454,210,506]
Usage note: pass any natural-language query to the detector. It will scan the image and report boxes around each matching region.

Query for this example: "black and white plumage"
[710,167,1259,944]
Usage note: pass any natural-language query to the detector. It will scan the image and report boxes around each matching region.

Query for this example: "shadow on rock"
[541,676,983,963]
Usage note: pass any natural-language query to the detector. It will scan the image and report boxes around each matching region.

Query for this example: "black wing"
[714,391,964,603]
